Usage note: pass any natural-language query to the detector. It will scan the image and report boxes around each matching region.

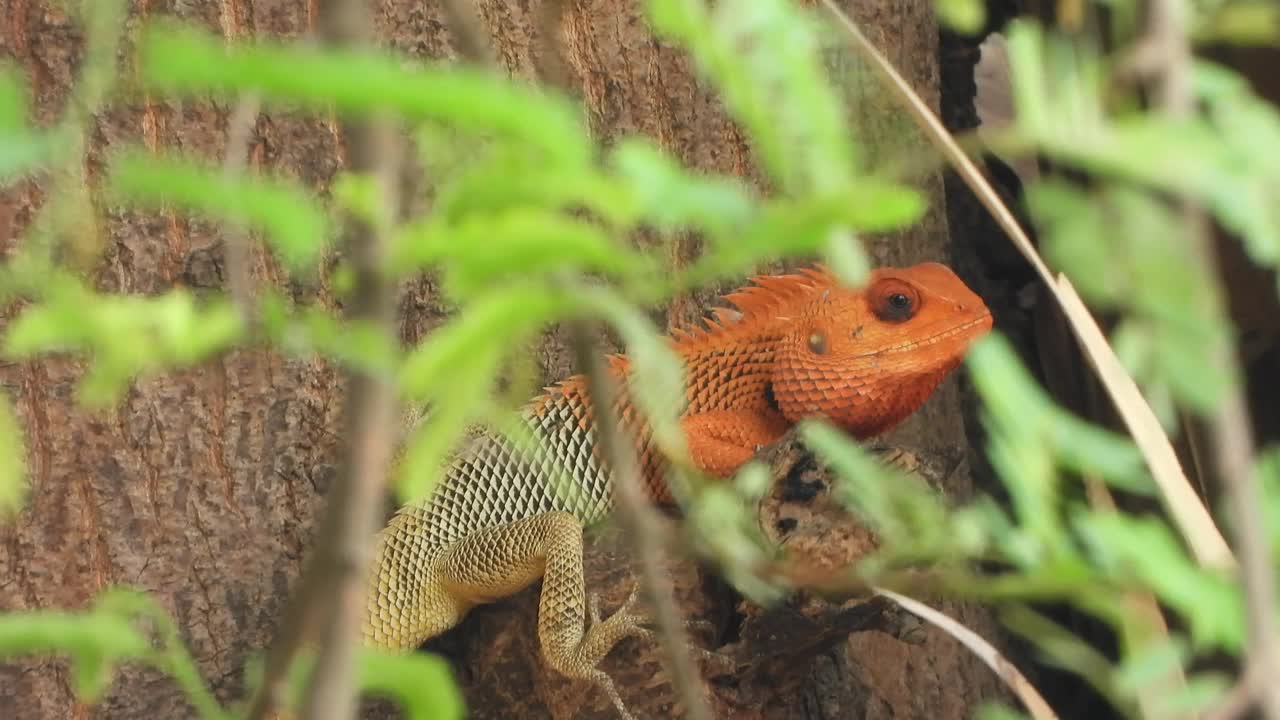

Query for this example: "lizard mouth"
[851,311,993,358]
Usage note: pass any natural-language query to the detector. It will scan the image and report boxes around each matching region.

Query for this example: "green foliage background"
[1,0,1278,718]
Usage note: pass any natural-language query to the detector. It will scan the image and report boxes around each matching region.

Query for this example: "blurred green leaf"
[0,391,27,518]
[358,648,463,720]
[108,148,330,272]
[686,477,784,604]
[935,0,987,34]
[437,158,638,229]
[0,64,51,183]
[1194,1,1280,45]
[822,230,871,285]
[395,211,657,297]
[5,283,244,407]
[1073,511,1244,651]
[576,285,689,462]
[139,21,589,167]
[801,420,961,562]
[968,335,1152,497]
[688,186,923,282]
[1006,23,1280,272]
[0,586,227,716]
[0,610,148,675]
[258,292,400,375]
[609,138,755,238]
[397,288,573,500]
[1155,672,1234,716]
[1000,604,1128,712]
[0,64,30,132]
[1028,180,1230,413]
[331,171,389,233]
[648,0,855,194]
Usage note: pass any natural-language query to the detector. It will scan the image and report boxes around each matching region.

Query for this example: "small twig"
[570,321,713,720]
[874,587,1060,720]
[244,1,402,719]
[1144,1,1280,718]
[818,0,1235,571]
[220,92,260,326]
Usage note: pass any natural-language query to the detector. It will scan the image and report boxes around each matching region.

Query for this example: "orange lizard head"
[770,262,993,438]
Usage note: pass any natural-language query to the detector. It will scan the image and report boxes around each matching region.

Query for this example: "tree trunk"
[0,1,1008,718]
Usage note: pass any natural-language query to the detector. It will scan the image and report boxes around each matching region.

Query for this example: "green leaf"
[1195,1,1280,45]
[935,0,987,34]
[396,354,500,502]
[648,0,856,194]
[1072,511,1245,651]
[575,286,689,462]
[0,606,147,702]
[967,335,1152,498]
[139,22,589,167]
[0,64,30,132]
[609,138,755,238]
[685,478,784,604]
[0,390,27,518]
[400,289,572,400]
[999,604,1128,712]
[0,64,51,184]
[395,211,657,297]
[1153,672,1234,716]
[258,292,400,376]
[427,137,639,229]
[396,288,574,500]
[801,420,962,562]
[107,148,330,272]
[0,610,148,662]
[688,186,923,282]
[5,283,244,407]
[358,648,464,720]
[331,171,388,232]
[1113,636,1189,701]
[1028,181,1231,413]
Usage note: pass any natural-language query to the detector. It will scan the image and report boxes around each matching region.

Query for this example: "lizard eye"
[871,279,919,323]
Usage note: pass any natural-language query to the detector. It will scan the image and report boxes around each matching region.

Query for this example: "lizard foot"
[577,588,650,720]
[588,586,737,694]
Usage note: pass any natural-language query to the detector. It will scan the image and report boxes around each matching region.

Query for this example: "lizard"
[362,262,993,718]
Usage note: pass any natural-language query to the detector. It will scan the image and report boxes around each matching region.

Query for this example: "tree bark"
[0,1,1008,718]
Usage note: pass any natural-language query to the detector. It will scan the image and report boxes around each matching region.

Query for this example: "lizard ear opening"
[870,279,920,323]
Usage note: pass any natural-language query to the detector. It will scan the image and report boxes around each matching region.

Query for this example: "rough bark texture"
[1,1,1008,718]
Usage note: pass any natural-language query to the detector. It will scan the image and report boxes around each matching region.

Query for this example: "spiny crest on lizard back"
[669,266,837,346]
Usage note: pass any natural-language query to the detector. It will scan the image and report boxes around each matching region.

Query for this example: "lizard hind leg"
[436,511,649,720]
